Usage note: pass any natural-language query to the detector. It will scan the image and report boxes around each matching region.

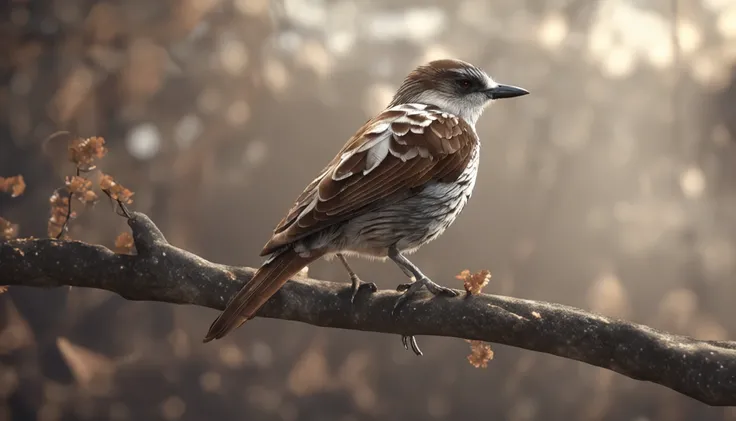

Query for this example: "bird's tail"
[203,248,320,342]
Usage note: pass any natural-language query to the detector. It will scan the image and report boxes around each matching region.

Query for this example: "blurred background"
[2,0,736,420]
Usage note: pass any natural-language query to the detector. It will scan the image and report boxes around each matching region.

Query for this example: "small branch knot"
[127,212,169,255]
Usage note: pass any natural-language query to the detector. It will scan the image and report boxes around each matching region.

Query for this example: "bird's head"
[389,59,529,125]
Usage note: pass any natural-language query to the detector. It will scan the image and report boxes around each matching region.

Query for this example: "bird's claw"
[392,277,456,356]
[349,277,377,304]
[396,282,412,292]
[426,283,460,298]
[401,335,423,356]
[392,276,458,316]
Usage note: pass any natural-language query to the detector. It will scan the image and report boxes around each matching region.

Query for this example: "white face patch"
[404,65,497,125]
[413,90,487,126]
[485,76,498,90]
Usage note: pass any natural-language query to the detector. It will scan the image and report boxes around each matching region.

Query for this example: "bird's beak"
[484,84,529,100]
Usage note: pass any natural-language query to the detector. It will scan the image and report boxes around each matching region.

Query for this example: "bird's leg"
[337,253,377,303]
[396,261,422,356]
[388,246,459,356]
[396,265,424,355]
[389,246,459,312]
[396,263,416,283]
[337,253,419,355]
[395,262,422,351]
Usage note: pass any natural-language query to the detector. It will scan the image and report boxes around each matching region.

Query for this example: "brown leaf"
[0,175,26,197]
[115,232,135,254]
[48,190,72,238]
[456,269,491,295]
[65,175,92,194]
[65,176,99,205]
[47,222,64,239]
[99,174,134,204]
[466,340,494,368]
[68,136,107,171]
[0,217,19,240]
[82,189,99,204]
[99,174,114,190]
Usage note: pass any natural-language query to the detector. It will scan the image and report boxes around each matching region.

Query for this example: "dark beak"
[484,84,529,100]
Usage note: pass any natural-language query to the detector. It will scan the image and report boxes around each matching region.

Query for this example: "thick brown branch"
[1,212,736,405]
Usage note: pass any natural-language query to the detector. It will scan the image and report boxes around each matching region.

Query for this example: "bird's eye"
[458,79,472,89]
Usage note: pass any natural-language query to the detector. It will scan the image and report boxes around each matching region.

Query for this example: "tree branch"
[1,211,735,406]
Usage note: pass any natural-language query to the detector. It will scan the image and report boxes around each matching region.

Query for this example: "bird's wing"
[260,103,479,256]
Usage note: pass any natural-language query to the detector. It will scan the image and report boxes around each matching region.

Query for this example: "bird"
[203,58,528,354]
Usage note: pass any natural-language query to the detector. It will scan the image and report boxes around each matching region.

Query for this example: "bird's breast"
[333,145,480,256]
[417,148,479,217]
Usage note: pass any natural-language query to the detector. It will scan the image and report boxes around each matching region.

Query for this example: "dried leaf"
[65,175,92,194]
[65,176,99,205]
[0,175,26,197]
[466,340,494,368]
[115,232,135,254]
[82,189,99,204]
[48,190,73,238]
[68,136,107,171]
[456,269,491,295]
[99,174,114,190]
[0,217,19,240]
[99,174,134,204]
[47,224,61,239]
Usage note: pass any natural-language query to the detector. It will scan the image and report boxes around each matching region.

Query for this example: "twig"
[101,188,132,219]
[55,167,80,239]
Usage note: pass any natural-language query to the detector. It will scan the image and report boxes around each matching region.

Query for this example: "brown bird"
[203,59,528,354]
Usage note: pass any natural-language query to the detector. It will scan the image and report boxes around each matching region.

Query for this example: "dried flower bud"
[456,269,491,295]
[115,232,135,254]
[68,136,107,171]
[99,174,134,204]
[0,175,26,197]
[466,340,494,368]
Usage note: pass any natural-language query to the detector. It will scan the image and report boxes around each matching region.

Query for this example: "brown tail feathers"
[203,248,321,342]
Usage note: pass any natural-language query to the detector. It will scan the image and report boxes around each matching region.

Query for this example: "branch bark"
[1,212,735,406]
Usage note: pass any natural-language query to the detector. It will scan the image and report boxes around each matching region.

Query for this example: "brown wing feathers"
[260,109,476,256]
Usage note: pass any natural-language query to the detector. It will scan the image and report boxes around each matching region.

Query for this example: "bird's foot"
[392,277,457,357]
[349,274,377,304]
[401,335,423,356]
[392,276,458,315]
